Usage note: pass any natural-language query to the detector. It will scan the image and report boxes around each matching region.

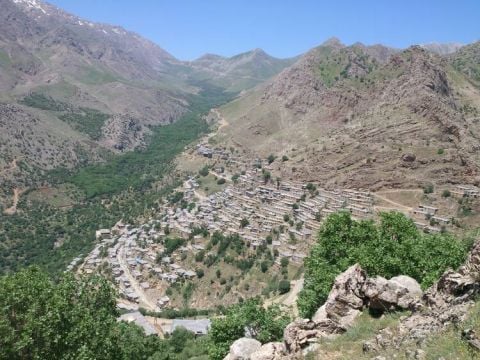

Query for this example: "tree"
[0,267,169,360]
[260,261,269,273]
[278,280,291,294]
[267,154,275,164]
[199,166,209,177]
[208,298,290,360]
[280,257,289,268]
[297,211,470,318]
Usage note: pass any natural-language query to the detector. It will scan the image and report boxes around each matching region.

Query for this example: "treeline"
[298,211,473,318]
[0,267,290,360]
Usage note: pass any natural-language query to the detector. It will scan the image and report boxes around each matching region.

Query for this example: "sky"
[47,0,480,61]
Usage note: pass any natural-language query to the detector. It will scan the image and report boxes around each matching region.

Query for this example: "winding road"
[117,244,157,311]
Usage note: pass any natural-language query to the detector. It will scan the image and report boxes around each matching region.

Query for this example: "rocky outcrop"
[364,240,480,354]
[363,275,422,311]
[230,264,423,359]
[224,338,262,360]
[313,264,367,328]
[250,342,286,360]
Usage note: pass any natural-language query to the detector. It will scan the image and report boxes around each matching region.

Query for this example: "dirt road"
[4,188,23,215]
[117,245,157,311]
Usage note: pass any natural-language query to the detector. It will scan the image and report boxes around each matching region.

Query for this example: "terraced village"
[76,117,480,326]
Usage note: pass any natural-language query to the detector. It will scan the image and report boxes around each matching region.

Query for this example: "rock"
[227,338,262,360]
[363,275,422,311]
[284,318,341,353]
[250,342,286,360]
[414,349,426,360]
[402,153,416,162]
[314,264,367,328]
[390,275,422,298]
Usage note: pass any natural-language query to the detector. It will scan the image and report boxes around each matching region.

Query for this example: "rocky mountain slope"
[216,39,480,190]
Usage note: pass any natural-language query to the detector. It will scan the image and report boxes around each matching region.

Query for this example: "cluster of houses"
[169,170,375,265]
[75,151,375,317]
[74,139,480,337]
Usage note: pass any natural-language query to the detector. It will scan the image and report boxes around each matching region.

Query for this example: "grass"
[197,174,227,196]
[59,108,110,140]
[76,65,119,85]
[314,310,408,359]
[0,49,12,67]
[20,93,70,111]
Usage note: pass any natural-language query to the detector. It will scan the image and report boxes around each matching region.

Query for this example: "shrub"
[199,166,210,177]
[267,154,276,164]
[260,261,269,273]
[297,211,470,318]
[240,218,249,228]
[438,148,445,155]
[442,189,451,198]
[282,155,289,162]
[424,184,434,194]
[278,280,291,294]
[217,178,226,185]
[208,299,290,360]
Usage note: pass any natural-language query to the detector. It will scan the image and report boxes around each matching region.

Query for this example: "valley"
[1,1,480,359]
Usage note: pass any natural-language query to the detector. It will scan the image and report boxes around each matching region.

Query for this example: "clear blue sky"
[47,0,480,60]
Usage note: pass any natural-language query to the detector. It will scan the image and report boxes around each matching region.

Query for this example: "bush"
[297,211,470,318]
[260,261,269,273]
[217,178,226,185]
[196,269,204,278]
[208,299,290,360]
[278,280,291,294]
[267,154,276,164]
[282,155,289,162]
[438,148,445,155]
[442,189,451,198]
[424,184,434,194]
[199,166,210,177]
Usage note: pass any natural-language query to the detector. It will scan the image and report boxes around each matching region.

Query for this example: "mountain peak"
[321,37,344,48]
[12,0,48,14]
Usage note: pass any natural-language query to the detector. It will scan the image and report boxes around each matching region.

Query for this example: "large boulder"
[390,275,423,297]
[250,342,286,360]
[225,338,262,360]
[363,275,422,311]
[313,263,367,328]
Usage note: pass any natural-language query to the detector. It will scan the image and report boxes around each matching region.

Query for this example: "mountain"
[0,0,292,205]
[215,41,480,190]
[188,48,297,93]
[421,42,464,55]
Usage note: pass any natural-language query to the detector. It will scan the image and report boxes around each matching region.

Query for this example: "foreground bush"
[0,267,207,359]
[208,298,290,360]
[298,211,471,318]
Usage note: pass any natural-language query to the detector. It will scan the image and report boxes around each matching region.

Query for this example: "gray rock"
[313,263,367,328]
[227,338,262,360]
[250,342,286,360]
[390,275,422,297]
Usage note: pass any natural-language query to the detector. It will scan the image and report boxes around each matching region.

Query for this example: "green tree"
[208,298,289,360]
[0,267,169,360]
[297,211,470,318]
